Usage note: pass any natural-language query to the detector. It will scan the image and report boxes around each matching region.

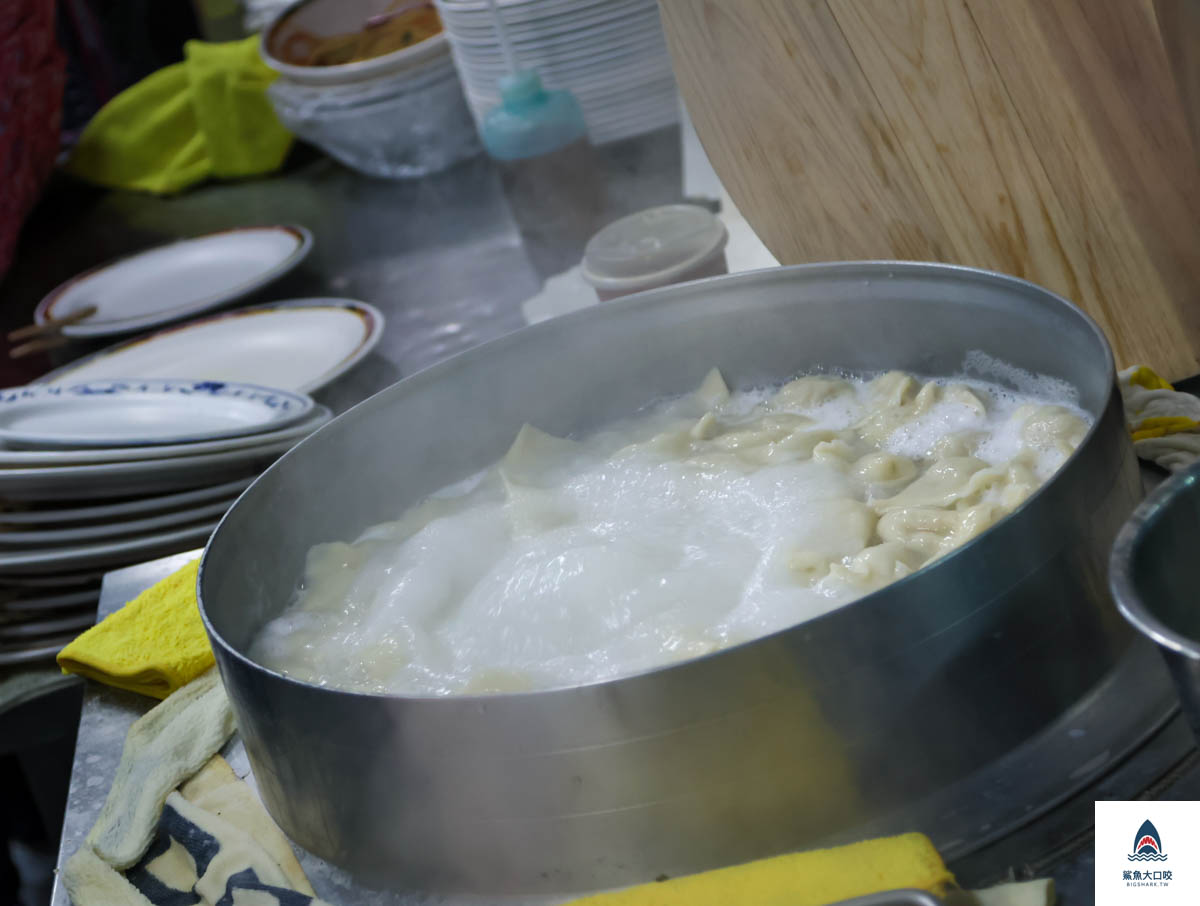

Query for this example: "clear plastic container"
[267,54,482,179]
[581,204,729,301]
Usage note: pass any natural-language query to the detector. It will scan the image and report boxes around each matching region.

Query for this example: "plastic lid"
[581,205,729,292]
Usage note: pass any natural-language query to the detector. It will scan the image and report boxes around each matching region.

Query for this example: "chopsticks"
[8,305,96,359]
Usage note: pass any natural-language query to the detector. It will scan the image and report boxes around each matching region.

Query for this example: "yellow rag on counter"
[57,559,213,699]
[65,36,291,195]
[565,833,954,906]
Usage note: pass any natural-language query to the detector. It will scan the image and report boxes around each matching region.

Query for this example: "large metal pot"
[200,262,1141,895]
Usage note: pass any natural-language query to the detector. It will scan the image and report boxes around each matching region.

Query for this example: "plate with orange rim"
[35,225,313,338]
[37,299,384,394]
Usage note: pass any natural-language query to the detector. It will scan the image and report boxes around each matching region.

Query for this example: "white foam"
[252,365,1092,696]
[962,350,1081,405]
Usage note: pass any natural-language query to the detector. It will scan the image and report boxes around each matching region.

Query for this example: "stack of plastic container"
[433,0,679,144]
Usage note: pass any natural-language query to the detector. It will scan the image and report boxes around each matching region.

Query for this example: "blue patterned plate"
[0,379,315,449]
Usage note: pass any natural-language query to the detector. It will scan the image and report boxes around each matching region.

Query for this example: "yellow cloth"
[565,833,954,906]
[66,36,291,195]
[1126,366,1175,392]
[1131,415,1200,441]
[57,559,214,699]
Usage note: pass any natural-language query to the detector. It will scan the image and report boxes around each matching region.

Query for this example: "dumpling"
[500,424,581,486]
[824,542,924,591]
[944,384,987,416]
[930,431,980,459]
[852,452,917,494]
[875,457,989,510]
[787,550,832,585]
[504,484,576,535]
[856,376,940,443]
[1016,404,1088,456]
[812,438,859,467]
[876,506,963,558]
[694,368,731,408]
[777,429,843,458]
[690,412,719,440]
[911,381,941,416]
[867,371,918,408]
[994,457,1039,509]
[772,375,854,409]
[784,498,876,584]
[951,501,1009,545]
[710,425,793,452]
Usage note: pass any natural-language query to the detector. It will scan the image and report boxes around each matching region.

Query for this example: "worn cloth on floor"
[86,667,235,867]
[63,670,329,905]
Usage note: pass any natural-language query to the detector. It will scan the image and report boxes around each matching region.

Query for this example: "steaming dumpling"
[853,452,918,496]
[877,506,963,558]
[773,376,854,409]
[500,425,581,487]
[930,431,980,459]
[254,364,1093,697]
[876,457,989,510]
[812,439,859,468]
[868,371,919,408]
[825,542,923,591]
[694,368,731,408]
[1018,404,1088,456]
[945,384,987,416]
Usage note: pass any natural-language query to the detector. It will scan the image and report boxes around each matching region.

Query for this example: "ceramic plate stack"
[0,379,334,666]
[433,0,680,144]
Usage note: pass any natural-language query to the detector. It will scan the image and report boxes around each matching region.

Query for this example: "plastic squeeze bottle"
[481,70,604,282]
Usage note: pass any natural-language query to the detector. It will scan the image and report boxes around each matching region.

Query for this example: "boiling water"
[250,367,1091,695]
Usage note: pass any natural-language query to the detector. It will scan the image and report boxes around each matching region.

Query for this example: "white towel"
[1118,366,1200,471]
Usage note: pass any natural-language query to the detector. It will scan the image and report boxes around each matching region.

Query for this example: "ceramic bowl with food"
[261,0,448,86]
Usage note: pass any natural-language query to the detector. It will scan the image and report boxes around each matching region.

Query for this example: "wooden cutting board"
[661,0,1200,379]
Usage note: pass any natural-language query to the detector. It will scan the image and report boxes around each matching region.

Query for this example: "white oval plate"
[0,438,294,502]
[0,478,251,526]
[35,225,313,338]
[0,519,217,575]
[0,498,233,547]
[0,405,329,467]
[0,380,314,449]
[38,299,384,394]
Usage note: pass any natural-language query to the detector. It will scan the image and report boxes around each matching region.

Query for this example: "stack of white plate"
[12,219,387,666]
[433,0,679,145]
[0,379,333,666]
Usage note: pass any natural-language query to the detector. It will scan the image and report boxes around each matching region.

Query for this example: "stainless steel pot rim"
[1111,460,1200,660]
[198,259,1119,702]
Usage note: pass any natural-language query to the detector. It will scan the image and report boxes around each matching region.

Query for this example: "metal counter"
[47,550,1200,906]
[0,131,684,399]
